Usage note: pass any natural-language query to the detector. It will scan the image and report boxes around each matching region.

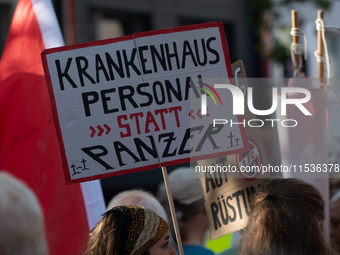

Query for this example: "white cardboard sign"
[42,22,249,184]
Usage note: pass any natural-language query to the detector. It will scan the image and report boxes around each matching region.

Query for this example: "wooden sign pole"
[317,10,324,80]
[291,10,301,74]
[161,166,184,255]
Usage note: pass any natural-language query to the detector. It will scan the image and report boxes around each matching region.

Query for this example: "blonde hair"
[84,213,120,255]
[84,205,168,255]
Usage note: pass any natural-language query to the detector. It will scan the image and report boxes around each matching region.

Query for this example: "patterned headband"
[104,205,169,255]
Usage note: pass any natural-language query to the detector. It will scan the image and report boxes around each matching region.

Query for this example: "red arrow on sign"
[196,109,202,119]
[189,109,195,120]
[188,108,209,120]
[104,124,111,135]
[97,125,104,137]
[89,124,112,137]
[89,126,96,137]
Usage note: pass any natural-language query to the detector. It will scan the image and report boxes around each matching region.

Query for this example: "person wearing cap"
[158,167,214,255]
[83,205,177,255]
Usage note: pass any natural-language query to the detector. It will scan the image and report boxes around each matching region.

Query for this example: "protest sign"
[205,178,266,240]
[42,22,249,184]
[197,60,275,239]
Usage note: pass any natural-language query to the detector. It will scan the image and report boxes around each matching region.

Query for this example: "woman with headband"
[239,178,336,255]
[83,205,177,255]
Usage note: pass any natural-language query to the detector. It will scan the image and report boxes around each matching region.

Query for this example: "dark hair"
[239,178,335,255]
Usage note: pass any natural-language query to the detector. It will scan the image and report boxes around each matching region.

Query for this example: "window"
[0,3,11,58]
[94,10,151,40]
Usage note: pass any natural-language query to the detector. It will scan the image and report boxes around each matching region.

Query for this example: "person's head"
[0,171,48,255]
[239,178,334,255]
[158,167,206,242]
[107,189,168,222]
[330,191,340,253]
[84,205,177,255]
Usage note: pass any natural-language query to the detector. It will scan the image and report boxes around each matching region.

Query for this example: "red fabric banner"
[0,0,91,254]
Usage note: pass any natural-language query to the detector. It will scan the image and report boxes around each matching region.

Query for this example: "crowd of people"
[2,168,340,255]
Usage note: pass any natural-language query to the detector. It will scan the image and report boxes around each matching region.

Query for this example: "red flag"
[0,0,105,254]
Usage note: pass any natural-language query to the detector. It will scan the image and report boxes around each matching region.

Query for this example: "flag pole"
[161,166,184,255]
[291,10,301,74]
[317,10,324,81]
